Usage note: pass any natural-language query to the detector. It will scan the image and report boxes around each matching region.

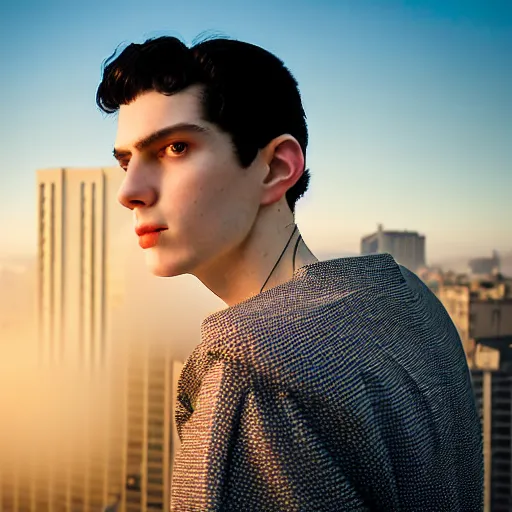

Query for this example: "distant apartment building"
[469,250,501,277]
[437,275,512,366]
[438,274,512,512]
[471,337,512,512]
[121,340,182,512]
[361,223,426,271]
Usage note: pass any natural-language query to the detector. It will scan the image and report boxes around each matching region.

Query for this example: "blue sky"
[0,0,510,263]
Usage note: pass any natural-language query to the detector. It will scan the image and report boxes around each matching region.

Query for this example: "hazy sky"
[0,0,510,263]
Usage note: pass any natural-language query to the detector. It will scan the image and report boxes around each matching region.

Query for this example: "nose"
[117,160,158,210]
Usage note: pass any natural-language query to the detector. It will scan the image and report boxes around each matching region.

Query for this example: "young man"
[97,36,483,511]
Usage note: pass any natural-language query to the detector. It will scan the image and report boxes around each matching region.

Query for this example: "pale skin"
[114,85,318,306]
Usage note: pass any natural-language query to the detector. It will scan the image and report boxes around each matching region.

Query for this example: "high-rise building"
[120,340,182,512]
[360,224,426,271]
[438,273,512,512]
[471,336,512,512]
[0,167,222,512]
[5,167,129,511]
[36,167,130,367]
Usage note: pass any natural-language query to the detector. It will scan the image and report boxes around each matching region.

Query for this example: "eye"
[164,142,188,156]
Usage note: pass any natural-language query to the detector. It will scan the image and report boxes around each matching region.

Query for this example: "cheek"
[158,153,259,242]
[212,181,260,245]
[156,165,227,241]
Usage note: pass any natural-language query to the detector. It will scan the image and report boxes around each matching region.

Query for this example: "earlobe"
[260,135,304,207]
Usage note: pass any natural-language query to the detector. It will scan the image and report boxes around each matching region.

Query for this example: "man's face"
[114,85,264,277]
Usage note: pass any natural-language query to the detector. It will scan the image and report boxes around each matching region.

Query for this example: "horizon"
[2,244,511,272]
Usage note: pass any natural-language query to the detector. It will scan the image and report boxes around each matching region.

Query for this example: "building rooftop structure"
[360,224,426,272]
[469,250,501,277]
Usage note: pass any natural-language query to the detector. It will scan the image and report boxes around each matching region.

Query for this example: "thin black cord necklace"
[259,225,299,294]
[292,233,302,273]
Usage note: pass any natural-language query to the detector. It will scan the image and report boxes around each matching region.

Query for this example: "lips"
[135,224,168,237]
[135,224,168,249]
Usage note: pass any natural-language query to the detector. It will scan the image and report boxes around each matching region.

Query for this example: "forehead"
[115,85,205,148]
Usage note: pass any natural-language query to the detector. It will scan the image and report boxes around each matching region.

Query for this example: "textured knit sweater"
[170,254,483,511]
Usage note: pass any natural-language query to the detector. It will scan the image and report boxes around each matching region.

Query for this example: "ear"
[260,135,305,207]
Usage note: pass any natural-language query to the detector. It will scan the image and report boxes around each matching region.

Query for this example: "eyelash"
[118,142,189,171]
[161,142,189,158]
[164,141,189,155]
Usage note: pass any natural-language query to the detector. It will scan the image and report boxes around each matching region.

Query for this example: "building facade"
[121,340,182,512]
[361,223,426,271]
[437,276,512,366]
[438,274,512,512]
[469,250,501,277]
[471,339,512,512]
[36,167,112,367]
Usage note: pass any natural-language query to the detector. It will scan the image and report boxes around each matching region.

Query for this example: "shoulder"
[202,253,409,339]
[184,254,459,399]
[198,254,420,375]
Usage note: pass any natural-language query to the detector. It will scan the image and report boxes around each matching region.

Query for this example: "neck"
[192,202,318,306]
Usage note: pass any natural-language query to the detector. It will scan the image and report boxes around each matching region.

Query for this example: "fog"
[0,240,225,484]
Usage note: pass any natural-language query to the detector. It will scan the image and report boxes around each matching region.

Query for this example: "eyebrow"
[113,122,209,160]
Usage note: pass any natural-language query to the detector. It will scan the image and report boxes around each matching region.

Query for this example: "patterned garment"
[170,254,483,511]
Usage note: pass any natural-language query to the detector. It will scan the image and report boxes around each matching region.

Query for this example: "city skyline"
[1,160,509,507]
[1,0,510,261]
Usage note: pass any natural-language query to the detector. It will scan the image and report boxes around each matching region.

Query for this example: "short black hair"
[96,36,310,212]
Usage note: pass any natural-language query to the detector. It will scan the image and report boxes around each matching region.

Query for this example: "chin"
[144,249,190,278]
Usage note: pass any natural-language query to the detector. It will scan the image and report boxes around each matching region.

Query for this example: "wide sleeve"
[170,356,250,511]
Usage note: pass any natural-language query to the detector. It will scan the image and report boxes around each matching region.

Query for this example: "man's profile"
[97,36,483,511]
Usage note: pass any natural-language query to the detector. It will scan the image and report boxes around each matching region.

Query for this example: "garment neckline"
[202,253,396,326]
